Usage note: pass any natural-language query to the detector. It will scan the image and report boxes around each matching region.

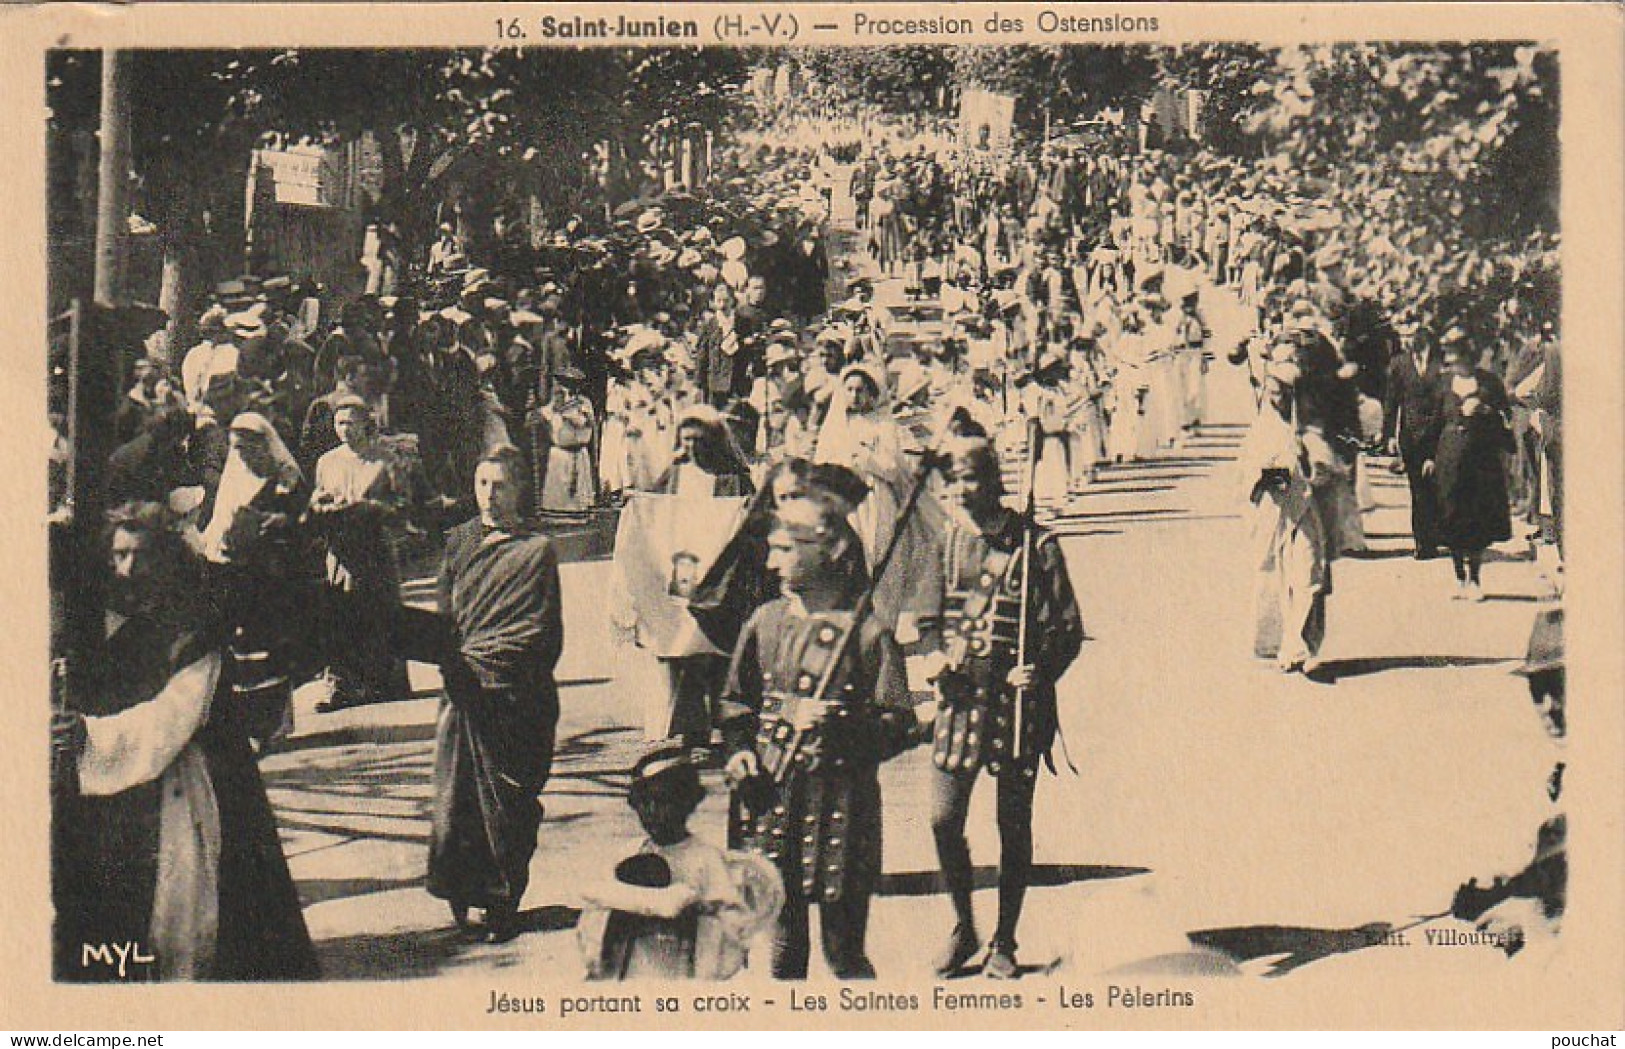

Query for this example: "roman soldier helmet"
[940,434,1005,495]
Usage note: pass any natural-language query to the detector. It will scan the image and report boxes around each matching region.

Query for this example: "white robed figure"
[1105,309,1151,463]
[599,377,636,497]
[1241,363,1331,674]
[609,407,753,740]
[1141,301,1184,452]
[813,361,943,630]
[539,368,597,512]
[1066,340,1109,490]
[603,363,678,496]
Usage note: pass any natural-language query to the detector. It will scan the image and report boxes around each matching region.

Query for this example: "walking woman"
[198,412,317,747]
[538,365,598,513]
[870,164,908,276]
[1435,334,1514,601]
[309,397,413,709]
[1241,351,1331,674]
[653,406,756,752]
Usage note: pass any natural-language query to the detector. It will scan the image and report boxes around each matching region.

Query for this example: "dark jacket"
[1383,351,1446,464]
[694,311,760,400]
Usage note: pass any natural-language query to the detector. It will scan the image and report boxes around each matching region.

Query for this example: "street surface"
[261,244,1563,988]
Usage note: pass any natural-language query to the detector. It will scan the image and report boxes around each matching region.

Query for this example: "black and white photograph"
[6,3,1623,1033]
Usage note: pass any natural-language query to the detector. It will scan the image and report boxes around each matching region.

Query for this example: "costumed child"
[578,744,782,980]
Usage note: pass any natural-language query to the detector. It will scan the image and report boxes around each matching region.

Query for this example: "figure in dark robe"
[52,502,318,982]
[308,398,412,709]
[428,448,564,942]
[198,412,318,748]
[1435,339,1514,600]
[1383,317,1447,560]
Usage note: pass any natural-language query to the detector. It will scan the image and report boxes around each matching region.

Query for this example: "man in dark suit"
[694,281,761,452]
[695,282,759,408]
[1383,311,1447,559]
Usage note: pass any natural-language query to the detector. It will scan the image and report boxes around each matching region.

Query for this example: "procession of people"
[50,84,1563,984]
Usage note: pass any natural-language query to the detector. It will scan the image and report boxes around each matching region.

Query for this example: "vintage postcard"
[0,1,1621,1033]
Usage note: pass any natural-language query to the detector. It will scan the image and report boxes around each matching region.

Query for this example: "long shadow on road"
[877,862,1149,898]
[1187,919,1431,978]
[1308,654,1516,682]
[272,721,437,755]
[315,904,584,981]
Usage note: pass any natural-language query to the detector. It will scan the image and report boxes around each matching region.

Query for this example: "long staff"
[773,448,939,783]
[1012,416,1041,764]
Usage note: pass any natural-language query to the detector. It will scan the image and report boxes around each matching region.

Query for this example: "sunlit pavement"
[261,262,1562,989]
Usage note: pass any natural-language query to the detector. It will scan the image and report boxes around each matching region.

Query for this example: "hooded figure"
[200,413,317,747]
[1240,354,1331,674]
[813,363,947,635]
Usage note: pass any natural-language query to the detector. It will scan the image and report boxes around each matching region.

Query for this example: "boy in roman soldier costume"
[720,497,918,979]
[919,435,1085,979]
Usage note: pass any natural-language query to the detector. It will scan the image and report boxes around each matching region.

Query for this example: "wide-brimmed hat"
[215,277,263,307]
[224,307,268,341]
[890,359,931,403]
[764,341,799,370]
[839,362,884,395]
[628,742,704,808]
[816,324,851,346]
[678,403,727,431]
[635,208,665,234]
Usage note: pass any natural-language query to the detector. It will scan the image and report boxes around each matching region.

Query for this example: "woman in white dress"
[816,364,910,553]
[1138,294,1183,453]
[1067,336,1109,492]
[1241,359,1331,675]
[1105,306,1150,464]
[539,367,598,512]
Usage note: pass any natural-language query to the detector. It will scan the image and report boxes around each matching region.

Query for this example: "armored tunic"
[721,599,913,903]
[926,510,1084,777]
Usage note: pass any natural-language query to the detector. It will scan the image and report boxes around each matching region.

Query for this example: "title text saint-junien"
[538,15,700,39]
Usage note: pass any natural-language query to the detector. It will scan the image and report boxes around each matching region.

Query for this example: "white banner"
[608,492,748,659]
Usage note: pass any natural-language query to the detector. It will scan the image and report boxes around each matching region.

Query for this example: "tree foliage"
[790,46,955,110]
[1160,43,1559,341]
[52,42,1560,347]
[952,45,1160,130]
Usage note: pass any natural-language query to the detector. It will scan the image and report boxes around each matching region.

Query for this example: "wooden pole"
[92,50,132,307]
[1012,416,1041,762]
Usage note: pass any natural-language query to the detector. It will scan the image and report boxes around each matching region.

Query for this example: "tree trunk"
[93,50,132,306]
[157,235,193,365]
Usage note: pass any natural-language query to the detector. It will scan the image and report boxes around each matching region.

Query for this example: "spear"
[1012,415,1041,764]
[772,447,940,783]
